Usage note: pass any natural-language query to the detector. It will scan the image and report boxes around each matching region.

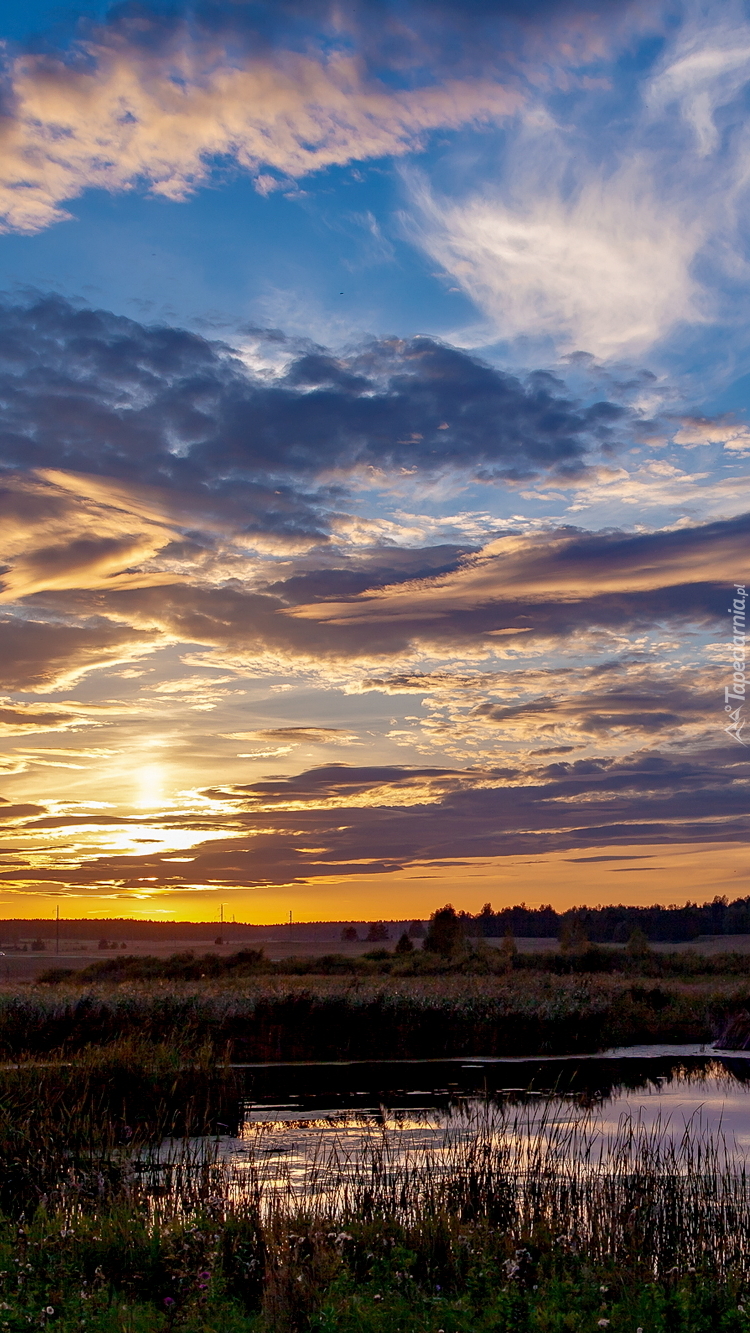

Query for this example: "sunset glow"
[0,0,747,923]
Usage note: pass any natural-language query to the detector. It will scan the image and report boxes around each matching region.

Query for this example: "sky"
[0,0,747,924]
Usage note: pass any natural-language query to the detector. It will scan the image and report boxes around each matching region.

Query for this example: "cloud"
[0,699,99,736]
[524,459,750,524]
[0,297,620,487]
[0,614,158,692]
[0,22,521,234]
[672,417,750,454]
[645,9,750,157]
[27,510,732,703]
[406,162,704,358]
[0,295,635,611]
[0,0,652,236]
[225,727,360,745]
[401,1,750,360]
[357,662,717,759]
[3,743,747,893]
[288,515,747,629]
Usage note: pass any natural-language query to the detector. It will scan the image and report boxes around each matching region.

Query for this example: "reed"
[0,1040,240,1216]
[0,974,728,1059]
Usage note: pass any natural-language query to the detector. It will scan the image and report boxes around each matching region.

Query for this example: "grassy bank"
[1,1203,749,1333]
[0,974,737,1060]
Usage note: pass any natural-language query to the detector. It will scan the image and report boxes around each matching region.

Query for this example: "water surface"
[178,1045,750,1196]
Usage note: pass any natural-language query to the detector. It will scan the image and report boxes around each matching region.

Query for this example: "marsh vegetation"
[1,1050,750,1331]
[0,969,748,1329]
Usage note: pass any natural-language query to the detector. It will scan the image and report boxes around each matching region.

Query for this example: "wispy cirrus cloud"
[405,161,705,358]
[404,2,750,361]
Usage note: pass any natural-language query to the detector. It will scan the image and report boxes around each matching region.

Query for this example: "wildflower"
[637,1327,644,1332]
[197,1272,211,1281]
[163,1298,175,1309]
[600,1286,609,1294]
[598,1321,610,1327]
[45,1309,54,1317]
[373,1294,382,1303]
[740,1308,747,1316]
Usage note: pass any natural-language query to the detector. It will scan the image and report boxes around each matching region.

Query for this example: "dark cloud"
[46,510,737,669]
[0,798,45,822]
[64,0,646,84]
[471,681,712,737]
[245,728,356,742]
[0,614,157,692]
[263,545,474,604]
[0,297,624,540]
[2,745,746,893]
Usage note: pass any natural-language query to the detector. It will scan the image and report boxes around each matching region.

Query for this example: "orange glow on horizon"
[0,841,745,924]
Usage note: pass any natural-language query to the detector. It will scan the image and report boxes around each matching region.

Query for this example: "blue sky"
[0,0,746,921]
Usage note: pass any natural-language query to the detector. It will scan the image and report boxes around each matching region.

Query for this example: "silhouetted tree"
[395,931,414,954]
[423,905,464,957]
[366,921,390,942]
[341,925,358,942]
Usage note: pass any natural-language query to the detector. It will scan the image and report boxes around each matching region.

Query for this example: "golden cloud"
[0,39,521,233]
[287,522,742,625]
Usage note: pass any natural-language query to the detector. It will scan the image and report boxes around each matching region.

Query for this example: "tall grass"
[166,1099,750,1274]
[40,941,750,984]
[0,974,727,1059]
[0,1041,240,1215]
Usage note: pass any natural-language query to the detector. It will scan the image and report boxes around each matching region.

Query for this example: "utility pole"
[219,903,224,946]
[56,904,59,955]
[289,909,292,939]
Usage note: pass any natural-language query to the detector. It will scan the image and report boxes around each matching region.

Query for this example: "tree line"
[457,895,750,942]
